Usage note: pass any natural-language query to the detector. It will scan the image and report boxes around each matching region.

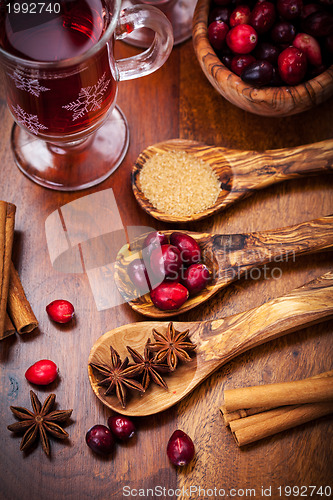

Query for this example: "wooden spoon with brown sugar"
[115,215,333,318]
[88,271,333,416]
[132,138,333,223]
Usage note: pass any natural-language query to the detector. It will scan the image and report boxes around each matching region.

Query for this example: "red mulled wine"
[0,0,117,137]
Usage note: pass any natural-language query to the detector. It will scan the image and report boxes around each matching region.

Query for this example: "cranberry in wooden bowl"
[192,0,333,116]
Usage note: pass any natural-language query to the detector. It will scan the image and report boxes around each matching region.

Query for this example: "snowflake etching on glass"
[12,105,48,135]
[62,72,111,121]
[8,68,50,97]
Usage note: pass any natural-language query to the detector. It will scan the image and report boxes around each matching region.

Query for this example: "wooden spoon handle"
[212,215,333,284]
[198,271,333,370]
[225,138,333,193]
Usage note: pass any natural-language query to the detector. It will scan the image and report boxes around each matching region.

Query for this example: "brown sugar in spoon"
[114,215,333,318]
[132,138,333,223]
[88,271,333,416]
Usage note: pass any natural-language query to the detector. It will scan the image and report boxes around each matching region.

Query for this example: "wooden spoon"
[132,138,333,223]
[115,215,333,318]
[88,271,333,416]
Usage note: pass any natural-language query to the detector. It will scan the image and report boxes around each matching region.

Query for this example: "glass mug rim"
[0,0,122,69]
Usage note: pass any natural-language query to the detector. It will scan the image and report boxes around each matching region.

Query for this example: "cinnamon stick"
[0,201,16,340]
[222,371,333,412]
[3,313,16,338]
[230,403,333,447]
[7,262,38,334]
[221,406,272,426]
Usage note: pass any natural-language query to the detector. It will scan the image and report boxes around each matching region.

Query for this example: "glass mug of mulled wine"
[121,0,196,47]
[0,0,173,190]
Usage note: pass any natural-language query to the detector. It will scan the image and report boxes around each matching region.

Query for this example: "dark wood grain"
[0,33,332,500]
[193,0,333,117]
[115,216,333,318]
[132,138,333,222]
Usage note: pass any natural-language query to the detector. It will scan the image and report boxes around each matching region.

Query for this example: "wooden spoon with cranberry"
[88,270,333,416]
[114,215,333,318]
[132,138,333,223]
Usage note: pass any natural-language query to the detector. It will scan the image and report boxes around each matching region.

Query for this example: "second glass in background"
[121,0,197,47]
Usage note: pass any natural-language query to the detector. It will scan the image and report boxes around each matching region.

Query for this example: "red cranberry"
[226,24,258,54]
[86,425,114,456]
[182,263,210,295]
[293,33,322,66]
[143,231,168,257]
[208,21,229,51]
[25,359,58,385]
[241,60,274,85]
[108,415,135,441]
[271,21,296,44]
[254,42,280,64]
[167,430,195,467]
[150,244,181,280]
[209,6,231,25]
[231,54,256,75]
[46,299,74,324]
[301,3,321,20]
[128,258,153,291]
[301,10,333,37]
[278,46,307,85]
[277,0,303,20]
[169,232,201,265]
[221,51,233,68]
[230,5,251,27]
[250,1,276,34]
[150,282,189,310]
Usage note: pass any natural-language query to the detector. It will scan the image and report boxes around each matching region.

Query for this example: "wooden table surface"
[1,33,333,500]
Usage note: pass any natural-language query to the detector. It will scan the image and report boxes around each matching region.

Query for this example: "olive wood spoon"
[88,270,333,416]
[132,138,333,222]
[115,215,333,318]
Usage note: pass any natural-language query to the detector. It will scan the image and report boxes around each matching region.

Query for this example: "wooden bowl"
[192,0,333,117]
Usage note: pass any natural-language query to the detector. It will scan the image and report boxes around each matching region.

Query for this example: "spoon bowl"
[132,139,333,223]
[89,271,333,416]
[115,215,333,318]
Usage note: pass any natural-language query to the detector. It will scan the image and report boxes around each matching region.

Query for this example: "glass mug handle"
[114,5,174,81]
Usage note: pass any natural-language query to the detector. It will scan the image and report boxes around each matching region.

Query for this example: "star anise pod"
[127,339,170,391]
[89,345,144,408]
[148,322,197,371]
[7,390,72,456]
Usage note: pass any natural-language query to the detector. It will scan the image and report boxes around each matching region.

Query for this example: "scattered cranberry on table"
[107,415,136,441]
[207,0,333,87]
[86,425,115,456]
[25,359,58,385]
[167,430,195,467]
[46,299,75,324]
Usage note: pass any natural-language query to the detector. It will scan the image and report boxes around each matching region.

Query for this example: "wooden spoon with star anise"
[88,270,333,416]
